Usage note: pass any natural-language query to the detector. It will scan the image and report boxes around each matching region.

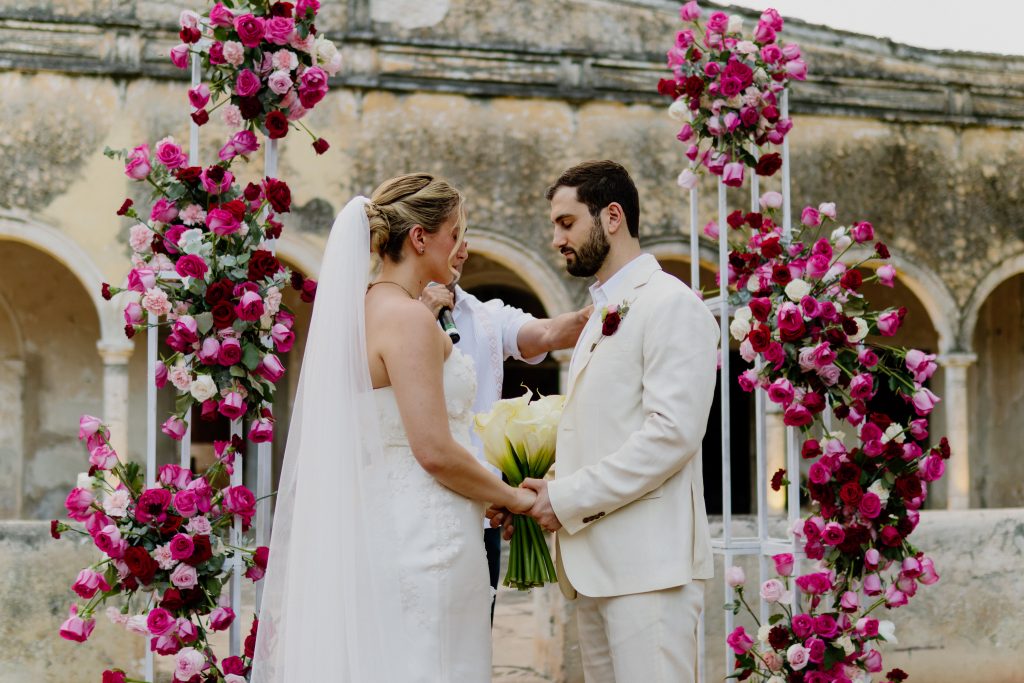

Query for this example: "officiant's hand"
[521,478,562,532]
[486,506,517,541]
[418,283,454,317]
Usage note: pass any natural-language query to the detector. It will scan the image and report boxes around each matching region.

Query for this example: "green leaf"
[822,644,845,669]
[769,613,784,625]
[229,365,248,378]
[242,342,260,370]
[175,392,194,414]
[195,312,214,335]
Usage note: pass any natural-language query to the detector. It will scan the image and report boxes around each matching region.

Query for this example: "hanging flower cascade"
[173,0,338,153]
[658,1,807,190]
[658,4,948,682]
[56,418,265,682]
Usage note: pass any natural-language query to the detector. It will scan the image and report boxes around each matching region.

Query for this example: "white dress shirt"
[451,286,546,483]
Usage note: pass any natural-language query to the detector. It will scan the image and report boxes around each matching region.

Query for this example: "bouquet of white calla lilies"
[474,389,564,590]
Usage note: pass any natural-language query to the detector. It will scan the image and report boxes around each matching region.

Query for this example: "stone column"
[0,358,25,518]
[938,352,976,510]
[97,339,134,459]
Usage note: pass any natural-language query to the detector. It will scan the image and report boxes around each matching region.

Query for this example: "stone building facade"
[0,1,1022,681]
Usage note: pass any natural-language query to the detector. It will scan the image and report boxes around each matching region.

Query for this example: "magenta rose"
[255,354,285,382]
[876,310,903,336]
[59,606,96,643]
[206,207,241,236]
[155,138,188,169]
[146,608,176,637]
[218,392,247,420]
[265,16,295,44]
[169,533,195,561]
[795,571,833,595]
[173,489,200,517]
[200,165,234,195]
[233,14,266,48]
[235,68,262,98]
[218,337,242,366]
[859,492,882,519]
[169,44,189,69]
[851,221,875,243]
[175,254,209,280]
[911,388,940,416]
[248,418,274,443]
[150,197,180,223]
[224,485,257,521]
[270,323,295,352]
[197,337,221,365]
[209,2,235,27]
[161,416,187,441]
[72,569,111,600]
[783,404,813,427]
[235,290,265,321]
[849,373,874,400]
[791,613,813,639]
[65,488,94,521]
[721,162,745,188]
[821,522,845,546]
[124,144,151,180]
[219,130,260,161]
[208,607,235,632]
[772,553,794,576]
[726,626,754,655]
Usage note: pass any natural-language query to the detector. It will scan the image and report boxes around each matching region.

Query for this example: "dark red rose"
[221,199,247,221]
[824,327,847,347]
[248,249,283,281]
[243,182,262,202]
[761,237,783,260]
[263,177,292,213]
[748,325,771,352]
[836,462,861,484]
[887,669,909,683]
[184,534,213,567]
[839,524,869,554]
[265,110,290,139]
[771,263,792,286]
[938,437,951,459]
[770,468,786,491]
[179,26,201,43]
[190,109,209,126]
[601,310,622,336]
[161,588,184,611]
[808,482,830,505]
[150,232,169,256]
[841,269,863,291]
[656,77,679,98]
[290,271,305,290]
[270,1,294,17]
[253,545,269,571]
[212,300,237,329]
[883,440,903,460]
[245,618,259,659]
[157,514,183,536]
[768,625,790,650]
[124,545,158,584]
[101,283,113,300]
[755,153,782,177]
[839,482,864,506]
[200,398,217,420]
[683,74,704,98]
[875,241,891,259]
[840,316,859,336]
[50,520,62,539]
[116,199,133,216]
[205,278,234,305]
[869,412,892,429]
[895,474,922,501]
[744,212,763,230]
[803,392,825,413]
[175,166,202,184]
[801,439,822,459]
[222,656,247,676]
[312,137,330,155]
[238,96,264,120]
[748,297,772,322]
[779,321,806,344]
[300,279,317,303]
[102,670,127,683]
[265,214,284,239]
[833,403,850,420]
[762,105,779,122]
[727,210,745,229]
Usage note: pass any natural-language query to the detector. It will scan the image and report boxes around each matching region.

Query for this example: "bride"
[250,173,536,681]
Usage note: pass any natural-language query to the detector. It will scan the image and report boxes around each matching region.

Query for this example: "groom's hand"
[522,478,562,532]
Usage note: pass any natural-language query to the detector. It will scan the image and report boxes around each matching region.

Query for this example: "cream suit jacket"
[547,255,719,599]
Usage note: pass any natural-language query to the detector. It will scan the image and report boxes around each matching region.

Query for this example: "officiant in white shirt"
[420,245,590,621]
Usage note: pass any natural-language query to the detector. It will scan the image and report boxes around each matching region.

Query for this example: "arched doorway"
[969,273,1024,508]
[0,239,102,519]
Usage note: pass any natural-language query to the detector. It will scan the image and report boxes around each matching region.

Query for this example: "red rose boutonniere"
[591,300,632,352]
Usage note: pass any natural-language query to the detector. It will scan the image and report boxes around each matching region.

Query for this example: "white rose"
[736,40,757,54]
[878,620,898,643]
[836,635,855,655]
[668,98,690,121]
[729,317,751,341]
[734,305,752,321]
[727,14,743,33]
[754,67,769,84]
[784,278,811,302]
[757,623,772,644]
[125,615,149,634]
[882,423,904,444]
[189,374,218,402]
[768,677,786,683]
[835,234,852,251]
[868,480,890,506]
[77,472,96,490]
[747,275,762,292]
[677,169,698,190]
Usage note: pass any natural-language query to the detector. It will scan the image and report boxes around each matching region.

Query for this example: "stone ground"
[492,585,552,682]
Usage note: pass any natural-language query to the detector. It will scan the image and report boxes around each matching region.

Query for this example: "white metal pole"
[717,179,735,677]
[229,418,243,656]
[144,312,157,681]
[781,89,793,243]
[189,54,201,166]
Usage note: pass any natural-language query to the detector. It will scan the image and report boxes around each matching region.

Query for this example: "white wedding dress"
[373,346,493,682]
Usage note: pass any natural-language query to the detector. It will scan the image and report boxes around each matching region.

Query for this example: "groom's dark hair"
[545,160,640,238]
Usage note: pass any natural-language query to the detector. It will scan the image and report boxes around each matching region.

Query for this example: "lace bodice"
[375,346,477,448]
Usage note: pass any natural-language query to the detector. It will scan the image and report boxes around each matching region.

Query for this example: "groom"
[522,160,720,682]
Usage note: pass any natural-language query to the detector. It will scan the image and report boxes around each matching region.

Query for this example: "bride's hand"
[507,486,537,514]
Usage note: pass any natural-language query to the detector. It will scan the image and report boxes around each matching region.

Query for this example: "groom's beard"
[564,216,610,278]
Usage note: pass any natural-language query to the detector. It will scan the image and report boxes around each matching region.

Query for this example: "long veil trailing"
[251,197,408,681]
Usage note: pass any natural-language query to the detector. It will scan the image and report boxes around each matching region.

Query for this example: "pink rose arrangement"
[54,416,268,682]
[172,0,336,153]
[102,135,314,443]
[659,2,805,188]
[721,195,947,680]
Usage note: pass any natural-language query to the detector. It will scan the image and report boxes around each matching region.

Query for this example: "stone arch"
[961,250,1024,349]
[0,210,122,348]
[461,232,574,316]
[274,233,324,280]
[0,288,25,360]
[846,246,959,354]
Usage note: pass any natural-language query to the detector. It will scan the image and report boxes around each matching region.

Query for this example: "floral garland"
[658,2,806,190]
[173,0,339,153]
[56,418,264,683]
[658,5,948,682]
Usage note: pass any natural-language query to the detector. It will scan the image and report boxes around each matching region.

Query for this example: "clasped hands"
[487,478,562,540]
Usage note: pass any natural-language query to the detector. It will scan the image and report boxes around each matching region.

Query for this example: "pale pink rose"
[175,648,207,680]
[323,51,343,76]
[759,191,783,209]
[162,416,187,441]
[679,0,701,21]
[78,415,103,440]
[877,310,903,336]
[198,337,221,365]
[170,44,190,69]
[179,9,199,29]
[152,543,176,570]
[103,490,131,518]
[785,59,808,80]
[266,69,293,95]
[168,364,192,392]
[863,572,883,595]
[762,651,783,672]
[125,614,149,634]
[818,202,836,219]
[128,225,153,253]
[286,98,309,121]
[177,618,199,643]
[221,103,243,128]
[224,676,247,683]
[786,643,809,671]
[89,443,118,470]
[124,144,151,180]
[905,349,937,383]
[106,606,128,626]
[725,566,745,587]
[738,339,756,363]
[877,263,896,287]
[840,590,860,611]
[272,49,298,71]
[170,563,199,589]
[801,206,821,227]
[185,516,212,536]
[222,40,245,67]
[759,578,785,603]
[864,649,883,673]
[919,556,940,585]
[271,323,295,352]
[676,168,698,190]
[141,288,171,316]
[289,31,316,53]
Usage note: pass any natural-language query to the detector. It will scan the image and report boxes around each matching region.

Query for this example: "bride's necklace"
[367,280,417,299]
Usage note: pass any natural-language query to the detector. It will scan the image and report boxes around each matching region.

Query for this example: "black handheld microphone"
[433,279,460,343]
